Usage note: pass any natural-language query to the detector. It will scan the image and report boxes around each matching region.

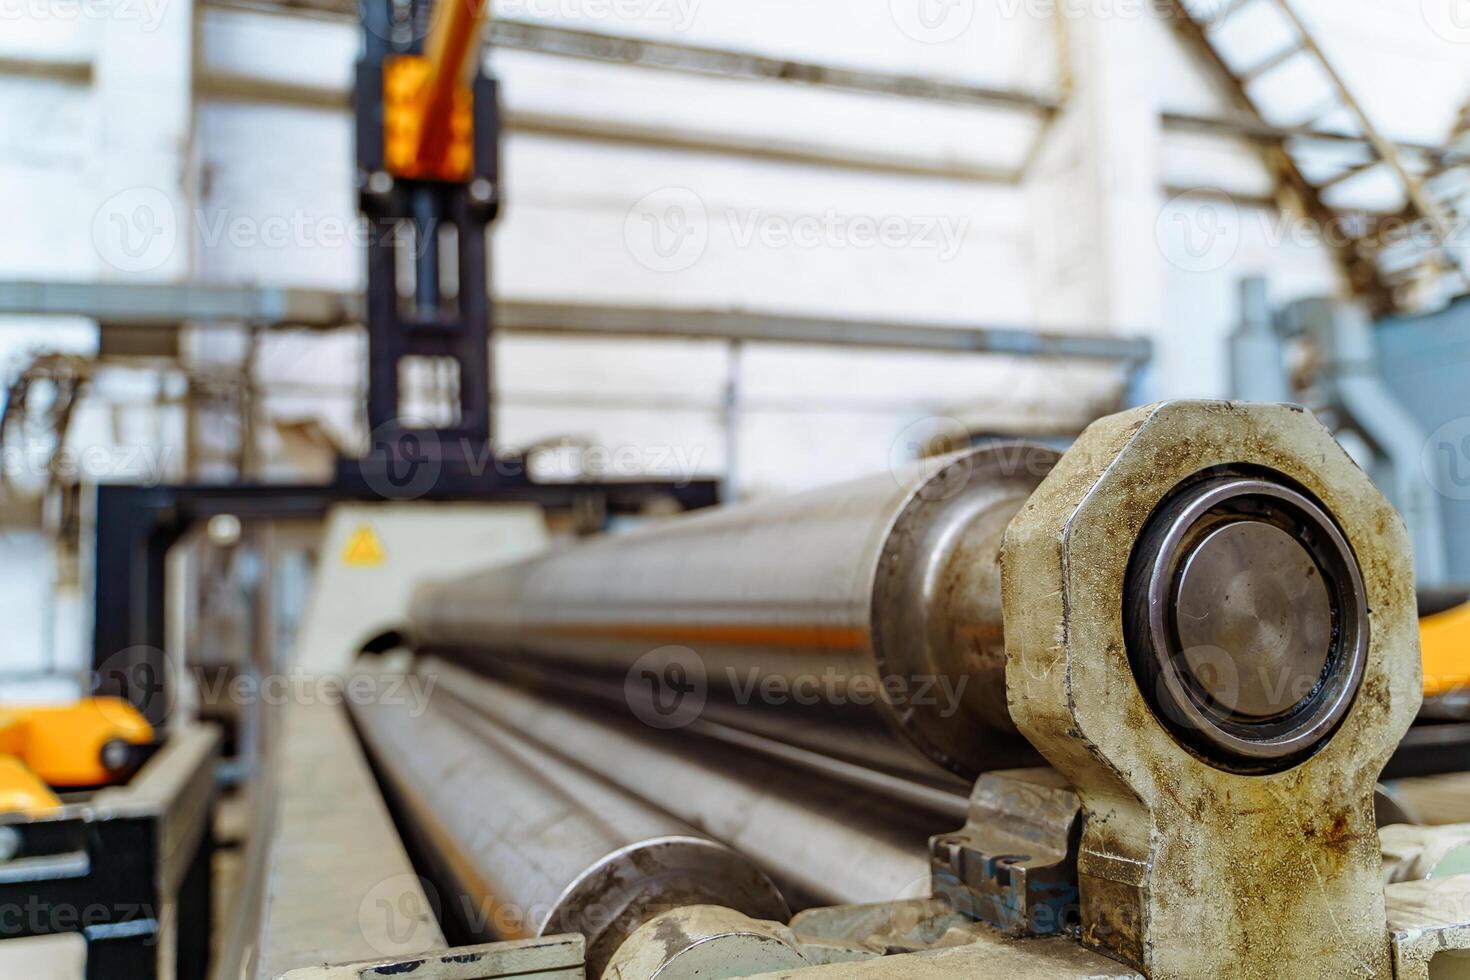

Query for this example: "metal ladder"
[1168,0,1467,313]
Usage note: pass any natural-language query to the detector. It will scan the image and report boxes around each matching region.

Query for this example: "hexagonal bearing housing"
[1001,400,1421,978]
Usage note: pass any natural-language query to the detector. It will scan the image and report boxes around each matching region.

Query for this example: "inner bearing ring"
[1124,472,1369,772]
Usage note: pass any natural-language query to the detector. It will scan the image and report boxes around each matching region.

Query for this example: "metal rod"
[495,301,1153,363]
[410,442,1060,784]
[0,281,1152,364]
[426,659,956,908]
[486,19,1061,116]
[349,673,789,975]
[411,186,442,319]
[413,0,490,173]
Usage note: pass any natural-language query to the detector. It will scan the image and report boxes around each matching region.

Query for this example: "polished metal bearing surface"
[1124,472,1369,771]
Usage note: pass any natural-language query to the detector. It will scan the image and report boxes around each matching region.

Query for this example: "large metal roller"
[349,676,790,976]
[412,400,1381,788]
[412,443,1060,783]
[424,657,954,909]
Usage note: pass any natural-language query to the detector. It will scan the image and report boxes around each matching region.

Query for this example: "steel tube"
[411,443,1059,783]
[425,658,956,909]
[349,678,789,975]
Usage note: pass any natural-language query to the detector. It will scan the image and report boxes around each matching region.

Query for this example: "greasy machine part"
[1003,400,1421,978]
[1124,472,1369,770]
[349,677,789,977]
[411,443,1060,782]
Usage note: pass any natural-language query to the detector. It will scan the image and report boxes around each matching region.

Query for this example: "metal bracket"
[929,768,1081,937]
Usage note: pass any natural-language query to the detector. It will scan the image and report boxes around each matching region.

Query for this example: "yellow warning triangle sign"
[342,525,386,567]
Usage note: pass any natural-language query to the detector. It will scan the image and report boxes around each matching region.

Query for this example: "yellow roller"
[0,758,60,815]
[0,698,154,815]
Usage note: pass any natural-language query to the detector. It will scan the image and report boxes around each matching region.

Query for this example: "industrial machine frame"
[0,726,219,980]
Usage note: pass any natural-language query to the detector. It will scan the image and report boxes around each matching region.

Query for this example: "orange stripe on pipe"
[534,621,871,651]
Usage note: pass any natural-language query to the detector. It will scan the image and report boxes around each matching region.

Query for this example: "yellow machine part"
[0,757,60,816]
[0,697,153,789]
[1422,602,1470,697]
[383,54,475,183]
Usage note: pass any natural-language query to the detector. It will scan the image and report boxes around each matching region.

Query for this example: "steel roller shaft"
[411,402,1376,785]
[411,443,1060,783]
[349,674,790,976]
[424,657,956,909]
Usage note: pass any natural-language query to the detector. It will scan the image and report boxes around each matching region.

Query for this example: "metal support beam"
[199,0,1445,167]
[495,301,1153,363]
[0,56,93,84]
[486,19,1060,115]
[0,280,362,327]
[0,281,1153,363]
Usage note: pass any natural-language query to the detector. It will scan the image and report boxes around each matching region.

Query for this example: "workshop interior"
[4,0,1470,977]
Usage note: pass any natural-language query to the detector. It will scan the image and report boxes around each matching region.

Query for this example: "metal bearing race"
[1124,471,1370,772]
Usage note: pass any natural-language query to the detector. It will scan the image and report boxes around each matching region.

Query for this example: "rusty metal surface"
[275,936,585,980]
[929,767,1080,937]
[738,928,1142,979]
[1002,400,1422,977]
[603,907,825,980]
[411,443,1058,783]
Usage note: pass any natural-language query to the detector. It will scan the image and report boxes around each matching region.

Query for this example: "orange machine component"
[383,0,488,182]
[0,758,60,816]
[1423,602,1470,698]
[0,697,154,790]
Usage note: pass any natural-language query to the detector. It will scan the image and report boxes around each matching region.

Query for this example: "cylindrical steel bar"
[349,678,789,975]
[411,443,1059,783]
[425,658,956,908]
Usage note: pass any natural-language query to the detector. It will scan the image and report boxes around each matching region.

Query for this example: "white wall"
[3,0,1469,671]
